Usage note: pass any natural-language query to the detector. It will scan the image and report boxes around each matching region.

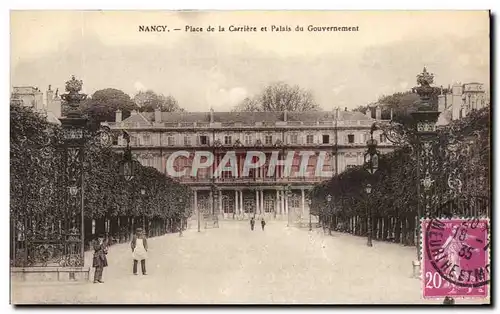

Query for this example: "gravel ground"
[11,220,490,304]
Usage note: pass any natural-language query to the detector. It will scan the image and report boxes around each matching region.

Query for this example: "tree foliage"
[312,107,490,244]
[233,82,320,112]
[134,90,184,112]
[11,102,192,222]
[75,88,140,130]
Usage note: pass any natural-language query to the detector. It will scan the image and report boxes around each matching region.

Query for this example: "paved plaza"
[11,221,490,304]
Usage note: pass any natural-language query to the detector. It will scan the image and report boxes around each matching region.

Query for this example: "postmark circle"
[424,218,489,288]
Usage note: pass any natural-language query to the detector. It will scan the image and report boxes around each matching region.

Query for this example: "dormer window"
[224,135,232,145]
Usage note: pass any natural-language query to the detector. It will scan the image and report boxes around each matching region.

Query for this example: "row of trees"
[309,107,490,246]
[11,102,192,262]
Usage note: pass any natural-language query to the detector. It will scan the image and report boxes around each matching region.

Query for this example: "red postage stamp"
[421,218,490,299]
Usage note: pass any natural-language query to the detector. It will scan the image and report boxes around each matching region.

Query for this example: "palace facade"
[102,108,394,222]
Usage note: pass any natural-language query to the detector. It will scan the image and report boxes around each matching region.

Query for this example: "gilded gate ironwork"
[11,76,114,267]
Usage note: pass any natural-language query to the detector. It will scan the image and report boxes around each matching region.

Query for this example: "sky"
[10,10,490,112]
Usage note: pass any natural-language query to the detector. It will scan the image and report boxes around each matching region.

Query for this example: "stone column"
[255,189,259,216]
[235,190,239,215]
[280,190,285,215]
[194,190,198,214]
[219,190,223,216]
[239,190,244,216]
[260,190,264,214]
[209,190,213,215]
[301,188,305,218]
[275,189,279,216]
[284,192,288,215]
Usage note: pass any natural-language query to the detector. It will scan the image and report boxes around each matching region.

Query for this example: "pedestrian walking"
[261,218,266,231]
[131,228,148,275]
[250,217,255,231]
[92,234,108,283]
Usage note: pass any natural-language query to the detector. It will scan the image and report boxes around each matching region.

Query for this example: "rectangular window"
[131,136,138,146]
[290,134,298,144]
[200,135,208,145]
[143,134,151,146]
[167,136,175,146]
[290,195,300,208]
[224,135,232,145]
[306,135,314,144]
[244,134,252,146]
[380,134,386,143]
[264,198,274,213]
[322,134,330,144]
[348,134,355,144]
[265,135,273,145]
[184,136,191,146]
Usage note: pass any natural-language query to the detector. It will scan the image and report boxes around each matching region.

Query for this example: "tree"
[233,82,320,112]
[134,90,184,112]
[79,88,139,130]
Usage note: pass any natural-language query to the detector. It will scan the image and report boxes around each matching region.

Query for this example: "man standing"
[250,217,255,231]
[92,234,108,283]
[261,218,266,231]
[131,228,148,275]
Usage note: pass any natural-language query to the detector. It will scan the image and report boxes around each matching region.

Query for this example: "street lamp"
[120,131,140,182]
[365,183,372,194]
[364,183,373,247]
[326,194,332,234]
[411,67,440,278]
[363,125,379,248]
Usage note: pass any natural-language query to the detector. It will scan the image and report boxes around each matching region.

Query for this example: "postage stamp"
[422,218,490,299]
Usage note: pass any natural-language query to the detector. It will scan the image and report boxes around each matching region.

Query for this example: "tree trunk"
[408,214,416,246]
[84,217,92,251]
[395,216,402,244]
[383,216,390,241]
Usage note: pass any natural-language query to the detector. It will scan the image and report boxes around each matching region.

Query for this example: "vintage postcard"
[9,10,491,305]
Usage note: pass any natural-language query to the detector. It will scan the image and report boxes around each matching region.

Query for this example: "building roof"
[122,110,372,124]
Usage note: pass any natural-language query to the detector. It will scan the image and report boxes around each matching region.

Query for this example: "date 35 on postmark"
[421,218,490,299]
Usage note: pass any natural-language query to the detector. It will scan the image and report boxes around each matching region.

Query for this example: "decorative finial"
[416,67,434,87]
[61,75,87,118]
[65,75,84,93]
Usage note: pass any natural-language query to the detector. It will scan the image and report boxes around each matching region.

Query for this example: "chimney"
[154,108,162,123]
[366,107,372,118]
[283,110,287,122]
[116,109,122,122]
[438,95,446,113]
[46,85,54,102]
[209,108,214,123]
[375,106,381,120]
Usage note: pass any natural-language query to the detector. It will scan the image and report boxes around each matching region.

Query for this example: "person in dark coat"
[92,234,108,283]
[250,217,255,231]
[131,228,148,275]
[261,218,266,231]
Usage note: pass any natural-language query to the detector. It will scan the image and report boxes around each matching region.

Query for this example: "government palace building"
[103,107,394,223]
